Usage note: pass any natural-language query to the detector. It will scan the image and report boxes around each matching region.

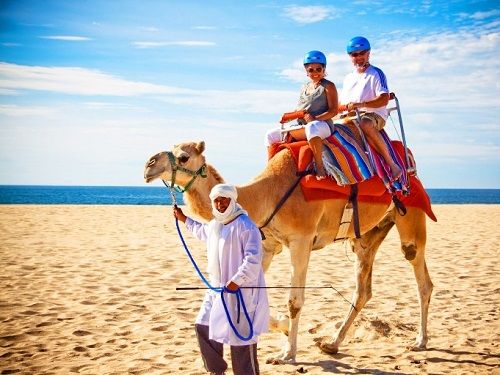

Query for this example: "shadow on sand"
[288,346,500,374]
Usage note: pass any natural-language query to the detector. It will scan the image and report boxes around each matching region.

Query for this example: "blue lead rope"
[174,218,254,341]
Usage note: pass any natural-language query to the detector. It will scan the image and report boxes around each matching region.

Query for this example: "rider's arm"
[352,92,389,109]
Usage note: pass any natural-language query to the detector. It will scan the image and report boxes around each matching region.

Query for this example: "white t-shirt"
[340,64,390,120]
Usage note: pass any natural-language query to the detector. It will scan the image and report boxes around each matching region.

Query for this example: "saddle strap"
[334,202,353,242]
[259,169,311,240]
[334,184,361,242]
[350,184,361,239]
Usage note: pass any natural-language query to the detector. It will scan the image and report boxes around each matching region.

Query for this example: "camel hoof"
[314,336,339,354]
[406,339,427,352]
[265,355,296,365]
[406,343,427,352]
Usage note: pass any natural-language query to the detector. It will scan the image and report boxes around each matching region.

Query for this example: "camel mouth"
[144,170,162,183]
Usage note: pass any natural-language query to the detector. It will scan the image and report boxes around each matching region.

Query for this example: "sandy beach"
[0,204,499,374]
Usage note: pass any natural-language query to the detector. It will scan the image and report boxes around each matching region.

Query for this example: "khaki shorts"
[361,112,386,130]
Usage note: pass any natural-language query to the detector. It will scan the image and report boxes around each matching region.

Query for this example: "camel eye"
[178,155,189,163]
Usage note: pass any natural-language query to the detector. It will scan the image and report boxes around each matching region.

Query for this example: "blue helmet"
[346,36,371,54]
[303,50,327,66]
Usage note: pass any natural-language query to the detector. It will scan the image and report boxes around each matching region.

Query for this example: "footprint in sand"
[116,330,132,337]
[36,321,56,327]
[80,300,97,305]
[27,302,47,308]
[73,330,92,336]
[370,318,391,336]
[308,322,324,334]
[70,365,90,373]
[25,329,45,336]
[20,310,39,316]
[151,325,169,332]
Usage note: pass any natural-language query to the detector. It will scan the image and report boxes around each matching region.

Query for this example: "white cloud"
[159,89,296,114]
[0,62,295,116]
[0,88,19,95]
[0,104,56,117]
[279,67,305,83]
[376,30,500,110]
[39,35,91,41]
[458,9,500,21]
[416,142,500,161]
[0,62,187,96]
[133,40,215,48]
[283,6,335,24]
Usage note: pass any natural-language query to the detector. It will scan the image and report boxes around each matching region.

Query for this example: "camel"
[144,140,434,363]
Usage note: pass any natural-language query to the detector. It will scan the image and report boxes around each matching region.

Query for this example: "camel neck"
[183,164,223,221]
[236,152,298,227]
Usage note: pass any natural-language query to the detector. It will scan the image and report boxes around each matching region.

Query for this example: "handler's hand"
[173,206,187,223]
[225,281,240,292]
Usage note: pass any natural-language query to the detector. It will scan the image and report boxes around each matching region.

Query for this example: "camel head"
[144,141,207,186]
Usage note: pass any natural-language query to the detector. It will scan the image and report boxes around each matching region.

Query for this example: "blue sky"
[0,0,499,188]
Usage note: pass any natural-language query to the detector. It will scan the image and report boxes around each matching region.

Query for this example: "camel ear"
[195,141,205,154]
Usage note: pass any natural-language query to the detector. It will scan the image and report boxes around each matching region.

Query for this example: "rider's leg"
[360,116,402,179]
[305,121,332,179]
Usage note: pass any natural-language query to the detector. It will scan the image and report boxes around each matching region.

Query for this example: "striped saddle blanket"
[322,123,413,193]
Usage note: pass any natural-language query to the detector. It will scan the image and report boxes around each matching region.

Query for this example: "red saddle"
[269,141,437,222]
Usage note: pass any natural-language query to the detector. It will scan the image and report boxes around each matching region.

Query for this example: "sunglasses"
[350,50,368,57]
[307,67,324,73]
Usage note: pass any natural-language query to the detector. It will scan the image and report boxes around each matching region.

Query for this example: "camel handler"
[173,184,269,375]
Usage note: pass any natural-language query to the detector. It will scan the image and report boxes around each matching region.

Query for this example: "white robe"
[185,215,270,346]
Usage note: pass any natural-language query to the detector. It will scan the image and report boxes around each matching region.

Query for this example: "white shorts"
[264,120,332,146]
[304,120,332,140]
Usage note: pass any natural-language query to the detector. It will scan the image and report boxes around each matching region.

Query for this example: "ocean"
[0,185,499,205]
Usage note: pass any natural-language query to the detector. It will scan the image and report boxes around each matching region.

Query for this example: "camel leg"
[318,212,395,354]
[261,235,292,335]
[267,236,314,364]
[395,207,433,350]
